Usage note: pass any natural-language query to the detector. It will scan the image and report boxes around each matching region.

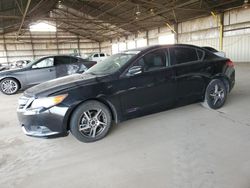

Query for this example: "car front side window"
[32,57,54,69]
[134,49,168,72]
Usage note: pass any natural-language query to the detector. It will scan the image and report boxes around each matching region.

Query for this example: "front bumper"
[21,125,60,137]
[17,96,69,138]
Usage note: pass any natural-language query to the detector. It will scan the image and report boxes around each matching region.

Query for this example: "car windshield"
[25,57,44,67]
[86,51,140,75]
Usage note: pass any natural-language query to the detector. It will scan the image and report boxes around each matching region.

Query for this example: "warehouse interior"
[0,0,250,188]
[0,0,249,63]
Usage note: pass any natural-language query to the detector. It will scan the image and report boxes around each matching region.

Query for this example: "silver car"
[0,55,96,95]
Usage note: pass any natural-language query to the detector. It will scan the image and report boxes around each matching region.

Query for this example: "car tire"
[70,100,112,143]
[0,78,20,95]
[202,79,227,109]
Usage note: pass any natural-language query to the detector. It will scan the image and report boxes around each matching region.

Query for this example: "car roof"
[39,55,85,60]
[89,52,106,55]
[125,44,204,53]
[202,46,218,52]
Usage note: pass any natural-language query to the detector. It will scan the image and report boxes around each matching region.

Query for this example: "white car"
[14,60,31,68]
[202,46,226,57]
[87,53,109,63]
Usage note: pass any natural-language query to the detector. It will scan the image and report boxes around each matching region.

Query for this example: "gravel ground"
[0,63,250,188]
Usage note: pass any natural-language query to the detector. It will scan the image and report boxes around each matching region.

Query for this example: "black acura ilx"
[17,44,235,142]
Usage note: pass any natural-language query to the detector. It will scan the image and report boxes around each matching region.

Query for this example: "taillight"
[226,59,234,67]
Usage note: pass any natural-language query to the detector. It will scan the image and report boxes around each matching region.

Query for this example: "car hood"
[24,73,97,97]
[0,67,28,75]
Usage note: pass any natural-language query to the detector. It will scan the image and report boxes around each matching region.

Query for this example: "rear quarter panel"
[212,58,235,91]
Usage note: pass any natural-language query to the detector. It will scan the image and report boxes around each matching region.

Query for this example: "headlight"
[31,94,68,109]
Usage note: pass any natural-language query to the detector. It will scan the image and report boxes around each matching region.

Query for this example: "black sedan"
[0,55,96,95]
[17,44,235,142]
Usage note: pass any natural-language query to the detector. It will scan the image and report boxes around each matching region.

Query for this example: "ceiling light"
[149,8,155,15]
[135,5,141,16]
[58,1,63,8]
[29,22,56,32]
[243,0,249,8]
[135,11,141,15]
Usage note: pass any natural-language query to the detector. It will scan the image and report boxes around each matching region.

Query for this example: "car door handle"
[147,83,154,87]
[128,87,137,91]
[48,69,54,72]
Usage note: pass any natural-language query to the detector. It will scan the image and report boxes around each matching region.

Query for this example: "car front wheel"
[203,79,227,109]
[70,100,112,142]
[0,78,19,95]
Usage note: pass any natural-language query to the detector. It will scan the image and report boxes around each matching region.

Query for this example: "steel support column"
[2,34,9,63]
[98,42,101,53]
[219,13,224,51]
[29,31,35,59]
[174,23,178,44]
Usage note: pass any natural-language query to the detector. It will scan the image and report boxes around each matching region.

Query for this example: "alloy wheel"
[1,79,18,94]
[209,84,225,106]
[78,109,108,138]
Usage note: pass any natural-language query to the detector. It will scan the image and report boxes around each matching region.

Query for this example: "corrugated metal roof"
[0,0,245,41]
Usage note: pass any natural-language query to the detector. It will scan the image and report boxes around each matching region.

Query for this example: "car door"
[169,46,207,103]
[27,57,56,86]
[118,49,176,119]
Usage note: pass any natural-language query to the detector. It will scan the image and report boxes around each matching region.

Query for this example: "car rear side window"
[70,57,78,63]
[170,47,198,65]
[93,54,99,57]
[100,53,105,57]
[55,56,71,65]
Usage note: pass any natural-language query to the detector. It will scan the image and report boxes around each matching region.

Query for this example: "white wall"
[0,29,100,63]
[104,7,250,63]
[105,27,175,55]
[179,8,250,62]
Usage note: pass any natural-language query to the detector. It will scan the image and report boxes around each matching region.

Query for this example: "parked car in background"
[0,55,96,95]
[17,44,235,142]
[0,62,11,70]
[0,60,30,70]
[15,60,31,68]
[202,46,226,57]
[87,52,109,63]
[0,64,7,71]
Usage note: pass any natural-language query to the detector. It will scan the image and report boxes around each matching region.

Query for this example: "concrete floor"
[0,64,250,188]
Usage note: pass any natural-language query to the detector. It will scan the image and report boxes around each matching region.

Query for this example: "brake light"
[226,59,234,67]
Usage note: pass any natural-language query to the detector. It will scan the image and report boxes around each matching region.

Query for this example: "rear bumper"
[17,106,69,138]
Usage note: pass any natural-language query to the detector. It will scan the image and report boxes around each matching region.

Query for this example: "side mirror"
[127,66,143,76]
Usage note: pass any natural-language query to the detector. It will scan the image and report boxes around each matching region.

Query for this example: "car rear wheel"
[70,100,112,142]
[0,78,19,95]
[203,79,227,109]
